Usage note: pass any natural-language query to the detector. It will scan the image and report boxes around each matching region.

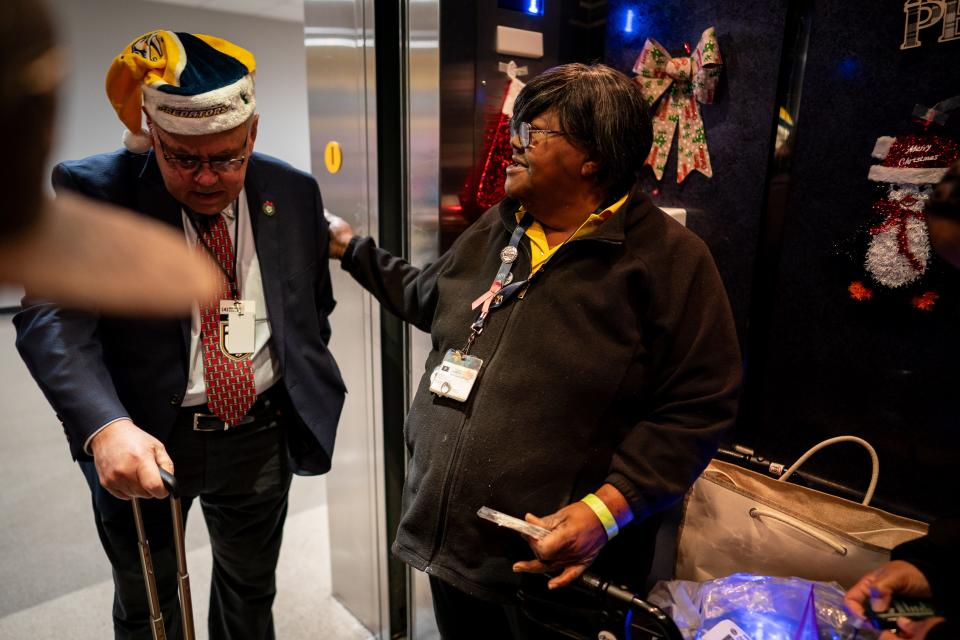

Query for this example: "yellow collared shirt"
[516,193,629,275]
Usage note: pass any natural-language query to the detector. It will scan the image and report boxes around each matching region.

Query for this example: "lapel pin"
[262,200,276,216]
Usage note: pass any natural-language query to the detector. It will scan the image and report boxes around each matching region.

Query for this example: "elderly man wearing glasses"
[326,63,741,638]
[15,30,345,640]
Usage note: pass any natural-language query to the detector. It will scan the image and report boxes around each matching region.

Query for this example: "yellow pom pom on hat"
[106,30,256,151]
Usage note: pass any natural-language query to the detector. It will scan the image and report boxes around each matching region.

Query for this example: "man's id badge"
[429,349,482,402]
[219,299,256,359]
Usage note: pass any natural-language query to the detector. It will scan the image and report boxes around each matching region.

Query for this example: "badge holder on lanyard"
[429,214,532,403]
[186,201,256,358]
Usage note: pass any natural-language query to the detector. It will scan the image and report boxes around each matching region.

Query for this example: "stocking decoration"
[459,61,526,220]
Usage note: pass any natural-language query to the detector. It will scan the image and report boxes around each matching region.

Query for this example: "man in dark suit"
[14,30,345,640]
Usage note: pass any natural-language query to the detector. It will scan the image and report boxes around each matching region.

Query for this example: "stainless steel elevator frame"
[305,0,441,637]
[304,0,389,636]
[405,1,441,637]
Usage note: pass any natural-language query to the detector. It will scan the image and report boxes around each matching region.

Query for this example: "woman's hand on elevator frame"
[324,211,354,260]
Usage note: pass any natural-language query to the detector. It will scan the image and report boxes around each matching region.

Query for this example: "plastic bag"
[647,573,875,640]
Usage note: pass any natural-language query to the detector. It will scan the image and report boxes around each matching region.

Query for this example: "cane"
[131,469,195,640]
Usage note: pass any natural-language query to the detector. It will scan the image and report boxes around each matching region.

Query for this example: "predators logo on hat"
[106,30,256,152]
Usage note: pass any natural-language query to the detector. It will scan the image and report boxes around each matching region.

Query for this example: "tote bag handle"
[778,436,879,506]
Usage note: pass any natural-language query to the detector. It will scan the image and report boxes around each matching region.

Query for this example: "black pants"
[80,390,292,640]
[429,576,571,640]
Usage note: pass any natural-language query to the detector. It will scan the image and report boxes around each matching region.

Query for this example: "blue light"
[624,9,635,33]
[837,56,861,79]
[526,0,541,15]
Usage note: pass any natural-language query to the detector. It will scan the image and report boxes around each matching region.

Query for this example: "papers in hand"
[477,506,550,540]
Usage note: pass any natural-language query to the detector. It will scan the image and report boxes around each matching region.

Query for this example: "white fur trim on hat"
[123,128,153,153]
[143,74,256,135]
[871,136,895,160]
[867,165,948,184]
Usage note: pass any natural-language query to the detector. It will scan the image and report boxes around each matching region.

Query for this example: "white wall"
[0,0,312,307]
[46,0,311,173]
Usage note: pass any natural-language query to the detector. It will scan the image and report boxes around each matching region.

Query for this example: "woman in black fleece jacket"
[328,63,742,638]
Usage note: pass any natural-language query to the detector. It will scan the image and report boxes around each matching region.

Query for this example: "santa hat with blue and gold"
[106,30,256,152]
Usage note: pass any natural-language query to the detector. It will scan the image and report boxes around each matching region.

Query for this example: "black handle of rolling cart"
[158,468,178,497]
[577,573,684,640]
[132,469,195,640]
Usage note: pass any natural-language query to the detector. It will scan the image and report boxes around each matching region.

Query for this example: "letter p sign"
[901,0,960,49]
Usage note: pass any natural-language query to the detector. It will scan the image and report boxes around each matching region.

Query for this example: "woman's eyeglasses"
[511,121,565,149]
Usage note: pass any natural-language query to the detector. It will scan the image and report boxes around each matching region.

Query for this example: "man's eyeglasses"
[156,133,248,174]
[511,121,565,149]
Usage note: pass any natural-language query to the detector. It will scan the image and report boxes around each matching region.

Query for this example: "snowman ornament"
[850,134,958,309]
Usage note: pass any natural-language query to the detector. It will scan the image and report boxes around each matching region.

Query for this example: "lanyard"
[462,213,532,354]
[186,198,242,298]
[460,198,623,355]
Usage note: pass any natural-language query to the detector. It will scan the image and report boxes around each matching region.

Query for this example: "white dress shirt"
[181,188,278,407]
[83,189,279,452]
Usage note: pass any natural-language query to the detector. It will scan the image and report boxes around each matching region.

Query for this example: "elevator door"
[305,0,390,636]
[406,1,442,637]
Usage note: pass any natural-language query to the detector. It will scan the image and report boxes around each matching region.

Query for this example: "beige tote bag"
[675,436,928,589]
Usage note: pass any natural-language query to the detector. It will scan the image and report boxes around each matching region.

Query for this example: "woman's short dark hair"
[512,63,652,195]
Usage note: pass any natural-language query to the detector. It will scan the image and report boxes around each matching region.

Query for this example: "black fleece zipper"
[424,232,534,569]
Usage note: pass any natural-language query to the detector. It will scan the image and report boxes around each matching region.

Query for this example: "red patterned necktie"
[198,213,256,426]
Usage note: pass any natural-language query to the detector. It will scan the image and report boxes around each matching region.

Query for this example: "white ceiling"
[143,0,305,24]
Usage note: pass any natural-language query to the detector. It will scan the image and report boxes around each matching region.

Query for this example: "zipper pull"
[517,280,532,300]
[518,267,543,300]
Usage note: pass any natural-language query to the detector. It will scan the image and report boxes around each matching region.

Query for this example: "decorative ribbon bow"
[633,27,722,183]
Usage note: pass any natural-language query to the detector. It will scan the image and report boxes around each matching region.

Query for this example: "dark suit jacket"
[14,149,346,475]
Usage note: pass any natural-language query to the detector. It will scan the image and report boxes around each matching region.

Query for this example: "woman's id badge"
[429,349,483,402]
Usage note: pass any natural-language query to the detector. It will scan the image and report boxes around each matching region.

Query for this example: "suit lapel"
[246,157,286,367]
[136,153,193,354]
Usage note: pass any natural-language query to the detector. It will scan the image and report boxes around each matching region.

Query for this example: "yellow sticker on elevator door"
[324,141,343,174]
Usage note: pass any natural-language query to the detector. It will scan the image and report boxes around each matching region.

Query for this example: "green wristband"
[581,493,618,540]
